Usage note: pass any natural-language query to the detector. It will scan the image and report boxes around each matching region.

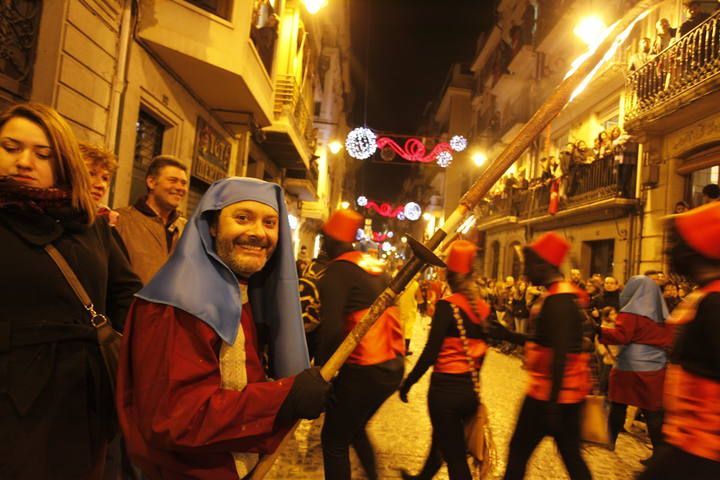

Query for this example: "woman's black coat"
[0,208,142,479]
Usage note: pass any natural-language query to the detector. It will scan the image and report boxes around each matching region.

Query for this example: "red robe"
[601,312,673,410]
[116,299,294,479]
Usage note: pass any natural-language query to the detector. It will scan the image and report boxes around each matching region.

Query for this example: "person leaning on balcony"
[651,18,676,55]
[629,37,653,71]
[612,129,637,198]
[679,1,710,37]
[115,156,188,284]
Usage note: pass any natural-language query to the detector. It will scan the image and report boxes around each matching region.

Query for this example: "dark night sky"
[348,0,494,202]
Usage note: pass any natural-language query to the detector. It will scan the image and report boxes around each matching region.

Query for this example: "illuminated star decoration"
[345,128,467,168]
[436,150,453,168]
[356,195,368,207]
[345,127,377,160]
[403,202,422,221]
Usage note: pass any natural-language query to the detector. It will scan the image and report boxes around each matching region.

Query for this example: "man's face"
[571,269,581,282]
[505,276,515,288]
[663,284,677,298]
[147,166,188,210]
[604,276,619,292]
[210,200,279,278]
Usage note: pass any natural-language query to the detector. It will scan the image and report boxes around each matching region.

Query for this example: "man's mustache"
[234,237,272,249]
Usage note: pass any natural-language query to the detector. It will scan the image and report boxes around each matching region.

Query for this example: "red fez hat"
[322,209,363,243]
[674,202,720,259]
[446,240,477,274]
[528,232,570,268]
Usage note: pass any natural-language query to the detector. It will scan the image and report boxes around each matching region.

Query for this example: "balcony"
[477,156,638,231]
[137,0,275,128]
[263,75,317,170]
[624,10,720,134]
[284,158,318,201]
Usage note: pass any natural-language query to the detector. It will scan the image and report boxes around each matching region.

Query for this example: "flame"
[566,7,656,101]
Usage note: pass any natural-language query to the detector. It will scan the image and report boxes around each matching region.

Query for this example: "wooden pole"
[251,2,657,476]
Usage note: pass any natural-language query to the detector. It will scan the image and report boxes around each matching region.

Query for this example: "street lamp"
[302,0,328,14]
[472,151,487,167]
[574,16,607,47]
[328,140,343,154]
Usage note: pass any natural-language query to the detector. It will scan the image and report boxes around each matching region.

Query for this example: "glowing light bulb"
[574,16,607,47]
[328,140,343,154]
[472,152,487,167]
[340,201,350,209]
[403,202,422,221]
[357,196,368,207]
[302,0,328,14]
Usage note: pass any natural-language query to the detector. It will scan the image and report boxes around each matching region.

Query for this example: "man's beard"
[216,235,274,278]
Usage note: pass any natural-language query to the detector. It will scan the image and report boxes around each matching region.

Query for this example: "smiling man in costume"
[117,177,330,479]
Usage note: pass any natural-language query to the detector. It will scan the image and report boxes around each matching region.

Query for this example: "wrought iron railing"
[274,75,317,154]
[0,0,41,101]
[625,9,720,123]
[478,155,627,224]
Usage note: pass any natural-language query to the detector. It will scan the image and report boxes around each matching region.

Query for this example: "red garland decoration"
[372,232,389,242]
[376,136,453,163]
[365,200,404,218]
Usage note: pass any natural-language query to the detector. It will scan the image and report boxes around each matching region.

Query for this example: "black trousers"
[637,444,720,480]
[321,357,403,480]
[413,372,478,480]
[608,402,664,455]
[504,396,591,480]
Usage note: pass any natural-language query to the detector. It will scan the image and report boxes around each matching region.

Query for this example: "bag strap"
[44,244,109,329]
[450,303,481,400]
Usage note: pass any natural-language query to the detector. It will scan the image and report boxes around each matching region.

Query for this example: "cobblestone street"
[266,318,652,479]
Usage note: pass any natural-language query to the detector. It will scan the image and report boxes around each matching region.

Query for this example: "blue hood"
[620,275,669,323]
[136,177,309,377]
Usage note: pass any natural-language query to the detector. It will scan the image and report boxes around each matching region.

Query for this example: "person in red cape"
[116,177,330,479]
[639,202,720,479]
[504,232,592,480]
[398,240,522,480]
[315,209,405,480]
[599,274,672,462]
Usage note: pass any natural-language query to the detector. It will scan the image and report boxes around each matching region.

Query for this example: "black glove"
[277,367,331,423]
[398,380,412,403]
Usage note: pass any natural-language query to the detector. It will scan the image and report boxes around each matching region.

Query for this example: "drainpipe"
[107,0,134,152]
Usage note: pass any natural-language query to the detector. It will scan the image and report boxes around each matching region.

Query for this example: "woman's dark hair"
[447,270,485,326]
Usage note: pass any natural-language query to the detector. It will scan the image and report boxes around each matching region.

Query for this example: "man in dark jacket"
[504,232,592,480]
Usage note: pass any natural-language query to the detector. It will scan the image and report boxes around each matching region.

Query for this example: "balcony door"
[584,239,615,278]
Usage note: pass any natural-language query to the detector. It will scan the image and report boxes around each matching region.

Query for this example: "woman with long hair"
[0,103,141,479]
[398,240,519,479]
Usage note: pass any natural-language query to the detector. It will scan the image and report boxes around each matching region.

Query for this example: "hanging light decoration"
[346,127,377,160]
[450,135,468,152]
[436,150,453,167]
[357,195,368,207]
[381,241,392,253]
[403,202,422,221]
[355,228,366,241]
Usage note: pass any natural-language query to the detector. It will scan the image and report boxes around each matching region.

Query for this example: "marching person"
[599,275,672,461]
[117,177,330,479]
[315,209,405,480]
[640,202,720,479]
[398,240,521,480]
[504,232,593,480]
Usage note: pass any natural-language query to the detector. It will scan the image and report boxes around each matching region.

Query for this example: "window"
[585,239,615,277]
[490,241,500,281]
[184,0,231,19]
[0,0,42,104]
[688,164,720,207]
[129,109,165,204]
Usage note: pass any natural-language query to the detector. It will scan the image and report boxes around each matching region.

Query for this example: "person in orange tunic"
[398,240,522,480]
[315,209,405,480]
[504,232,592,480]
[639,202,720,479]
